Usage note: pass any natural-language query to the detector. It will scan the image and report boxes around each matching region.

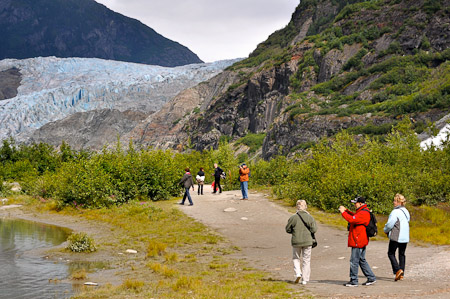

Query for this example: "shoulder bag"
[297,212,318,248]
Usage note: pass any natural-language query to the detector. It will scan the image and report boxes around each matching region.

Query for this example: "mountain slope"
[0,0,202,66]
[156,0,450,158]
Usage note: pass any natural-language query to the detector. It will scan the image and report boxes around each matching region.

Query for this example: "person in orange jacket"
[238,163,250,200]
[339,196,377,287]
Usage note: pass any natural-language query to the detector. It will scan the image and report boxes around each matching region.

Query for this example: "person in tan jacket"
[239,163,250,200]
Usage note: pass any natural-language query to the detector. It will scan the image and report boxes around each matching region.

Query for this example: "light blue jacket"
[384,206,410,243]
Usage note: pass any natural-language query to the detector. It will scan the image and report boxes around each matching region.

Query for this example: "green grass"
[23,198,303,298]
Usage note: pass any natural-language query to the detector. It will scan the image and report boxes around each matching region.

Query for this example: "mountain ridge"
[145,0,450,159]
[0,0,202,66]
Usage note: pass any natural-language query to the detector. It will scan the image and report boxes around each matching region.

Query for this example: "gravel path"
[179,189,450,298]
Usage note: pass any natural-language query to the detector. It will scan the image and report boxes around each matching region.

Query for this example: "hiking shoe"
[362,280,376,286]
[294,276,301,284]
[395,269,404,281]
[344,282,358,287]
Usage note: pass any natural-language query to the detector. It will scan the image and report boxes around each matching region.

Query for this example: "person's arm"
[384,210,398,233]
[309,216,318,234]
[189,176,195,190]
[179,175,186,185]
[342,209,368,225]
[286,216,295,234]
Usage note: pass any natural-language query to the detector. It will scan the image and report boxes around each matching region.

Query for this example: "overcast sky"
[95,0,299,62]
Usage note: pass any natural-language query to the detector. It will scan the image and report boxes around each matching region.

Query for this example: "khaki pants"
[292,246,312,282]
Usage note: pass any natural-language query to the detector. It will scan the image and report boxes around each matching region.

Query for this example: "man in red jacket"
[339,196,377,287]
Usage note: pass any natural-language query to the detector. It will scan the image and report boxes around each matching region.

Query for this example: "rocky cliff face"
[30,109,148,150]
[0,0,202,66]
[122,69,241,150]
[0,67,21,100]
[158,0,450,159]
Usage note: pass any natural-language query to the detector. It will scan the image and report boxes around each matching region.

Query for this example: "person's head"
[296,200,307,211]
[200,167,204,171]
[241,163,247,168]
[185,167,190,173]
[394,193,406,206]
[351,196,366,209]
[214,163,218,168]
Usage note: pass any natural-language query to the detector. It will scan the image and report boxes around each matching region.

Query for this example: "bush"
[271,120,450,214]
[235,133,266,154]
[66,232,97,253]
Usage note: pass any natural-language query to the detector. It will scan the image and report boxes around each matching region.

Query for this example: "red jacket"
[341,204,370,248]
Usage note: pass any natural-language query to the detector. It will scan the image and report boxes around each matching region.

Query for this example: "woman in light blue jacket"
[384,193,410,281]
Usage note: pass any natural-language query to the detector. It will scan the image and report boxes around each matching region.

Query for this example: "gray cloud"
[96,0,299,62]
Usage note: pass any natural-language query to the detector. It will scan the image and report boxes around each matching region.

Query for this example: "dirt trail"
[179,190,450,298]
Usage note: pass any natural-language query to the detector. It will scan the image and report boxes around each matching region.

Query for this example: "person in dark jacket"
[212,163,223,194]
[179,168,195,205]
[196,167,205,195]
[339,196,377,287]
[384,193,410,281]
[286,200,317,285]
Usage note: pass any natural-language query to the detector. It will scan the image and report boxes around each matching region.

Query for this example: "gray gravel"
[180,189,450,298]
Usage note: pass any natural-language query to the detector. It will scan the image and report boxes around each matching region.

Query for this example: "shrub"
[66,232,97,253]
[235,133,266,154]
[272,120,450,214]
[122,279,145,291]
[147,240,167,257]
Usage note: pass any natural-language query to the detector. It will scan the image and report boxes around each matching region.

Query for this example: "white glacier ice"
[0,57,240,141]
[420,124,450,149]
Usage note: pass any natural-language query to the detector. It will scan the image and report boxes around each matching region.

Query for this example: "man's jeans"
[181,187,193,205]
[240,181,248,199]
[350,247,376,284]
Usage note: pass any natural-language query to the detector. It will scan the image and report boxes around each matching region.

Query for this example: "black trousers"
[198,184,203,195]
[388,240,407,274]
[213,177,222,193]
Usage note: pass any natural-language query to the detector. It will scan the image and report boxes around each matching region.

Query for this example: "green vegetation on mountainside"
[226,0,449,146]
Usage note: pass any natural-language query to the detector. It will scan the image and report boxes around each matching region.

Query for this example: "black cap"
[351,196,366,204]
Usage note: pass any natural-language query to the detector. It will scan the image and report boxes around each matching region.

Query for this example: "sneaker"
[188,204,194,206]
[178,203,184,205]
[301,281,307,285]
[395,269,404,281]
[294,276,301,284]
[344,282,358,287]
[362,280,376,286]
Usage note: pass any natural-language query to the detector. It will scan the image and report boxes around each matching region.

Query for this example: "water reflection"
[0,218,72,299]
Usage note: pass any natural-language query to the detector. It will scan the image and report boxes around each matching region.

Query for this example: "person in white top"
[196,167,205,195]
[384,193,411,281]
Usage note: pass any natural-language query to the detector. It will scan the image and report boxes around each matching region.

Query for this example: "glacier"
[420,124,450,149]
[0,57,239,141]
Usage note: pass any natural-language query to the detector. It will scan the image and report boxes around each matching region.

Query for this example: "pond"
[0,218,73,298]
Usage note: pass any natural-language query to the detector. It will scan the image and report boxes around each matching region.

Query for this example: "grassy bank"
[23,196,305,298]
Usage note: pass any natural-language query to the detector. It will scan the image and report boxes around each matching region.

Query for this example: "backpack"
[363,208,378,238]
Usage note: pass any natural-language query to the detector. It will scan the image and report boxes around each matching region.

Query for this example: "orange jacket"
[341,204,370,248]
[239,166,250,182]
